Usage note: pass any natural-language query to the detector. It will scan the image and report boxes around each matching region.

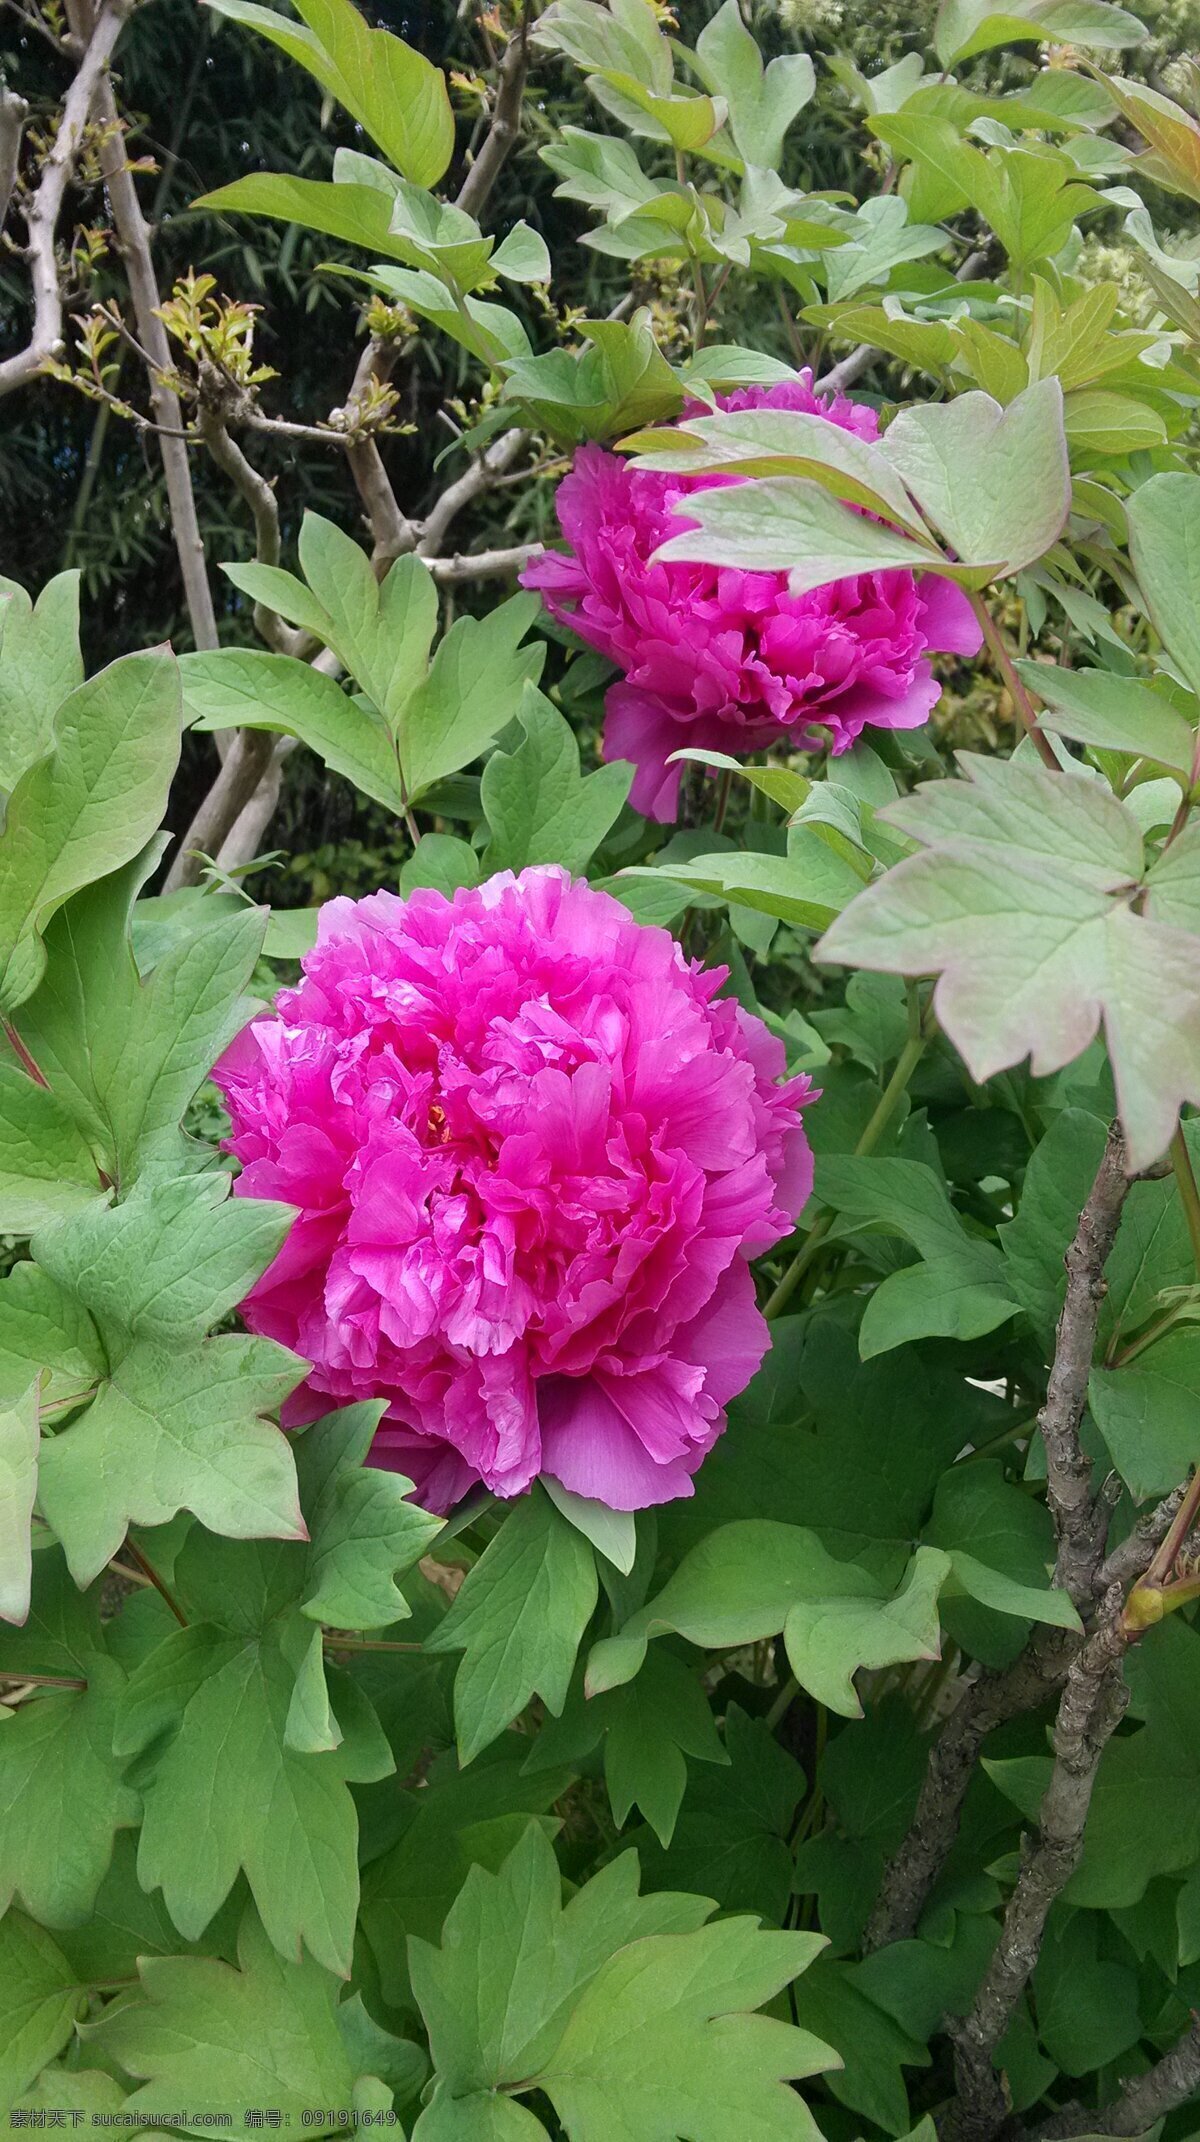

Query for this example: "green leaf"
[588,1522,950,1720]
[501,313,684,446]
[818,752,1200,1171]
[528,1649,728,1846]
[1068,1617,1200,1907]
[0,1913,81,2115]
[1127,472,1200,703]
[1063,388,1167,456]
[690,0,814,168]
[428,1487,599,1763]
[541,1475,637,1574]
[0,570,82,792]
[11,846,267,1188]
[629,1702,805,1922]
[409,1822,833,2139]
[480,688,632,876]
[298,520,440,721]
[0,1661,140,1927]
[628,405,926,530]
[925,1463,1081,1634]
[198,172,420,257]
[815,1155,1020,1357]
[183,648,408,814]
[411,1823,713,2097]
[205,0,453,185]
[490,221,552,284]
[935,0,1146,68]
[1032,1910,1141,2077]
[1016,661,1196,777]
[0,1063,104,1233]
[402,594,544,801]
[359,1743,574,2006]
[296,1403,443,1630]
[620,838,868,931]
[824,196,947,303]
[0,648,181,1012]
[536,1916,834,2142]
[0,1383,39,1625]
[1089,1327,1200,1498]
[33,1178,305,1585]
[89,1905,368,2137]
[116,1527,396,1973]
[656,475,941,591]
[882,379,1070,579]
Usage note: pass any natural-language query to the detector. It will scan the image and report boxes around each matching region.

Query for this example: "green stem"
[969,593,1058,772]
[0,1671,88,1691]
[323,1635,424,1654]
[712,768,733,837]
[764,1029,928,1320]
[1171,1125,1200,1280]
[124,1539,187,1627]
[765,1674,798,1732]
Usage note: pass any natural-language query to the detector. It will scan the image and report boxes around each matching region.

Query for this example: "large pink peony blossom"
[522,373,983,820]
[214,867,815,1513]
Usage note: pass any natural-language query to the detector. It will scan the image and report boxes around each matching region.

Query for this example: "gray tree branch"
[454,12,531,222]
[0,0,130,398]
[943,1598,1133,2142]
[1041,1125,1131,1609]
[90,64,219,651]
[1034,2015,1200,2139]
[0,85,29,230]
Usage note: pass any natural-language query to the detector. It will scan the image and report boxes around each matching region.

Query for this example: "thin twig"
[0,0,130,399]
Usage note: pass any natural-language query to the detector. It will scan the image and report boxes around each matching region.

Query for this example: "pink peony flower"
[522,372,983,820]
[214,868,815,1514]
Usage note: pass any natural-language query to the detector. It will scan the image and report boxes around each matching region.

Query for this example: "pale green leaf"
[1127,471,1200,702]
[656,475,941,591]
[883,379,1070,578]
[818,753,1200,1169]
[1017,661,1195,777]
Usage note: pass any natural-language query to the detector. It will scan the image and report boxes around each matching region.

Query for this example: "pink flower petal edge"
[214,867,817,1513]
[522,371,983,820]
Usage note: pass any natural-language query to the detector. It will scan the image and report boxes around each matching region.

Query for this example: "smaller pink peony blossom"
[214,867,816,1514]
[522,372,983,821]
